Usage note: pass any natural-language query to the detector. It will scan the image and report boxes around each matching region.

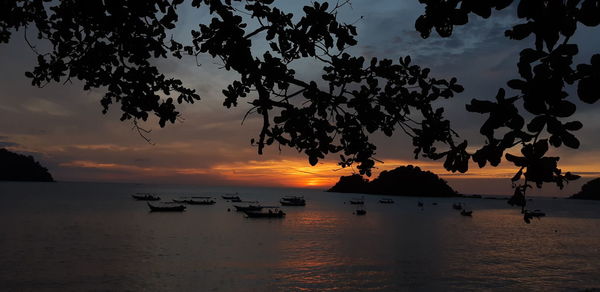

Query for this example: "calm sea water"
[1,181,599,291]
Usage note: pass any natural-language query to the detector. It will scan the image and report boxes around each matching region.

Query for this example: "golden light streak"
[210,158,463,188]
[174,168,211,175]
[58,156,600,188]
[60,160,154,172]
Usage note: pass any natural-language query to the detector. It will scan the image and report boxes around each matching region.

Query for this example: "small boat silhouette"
[147,202,185,212]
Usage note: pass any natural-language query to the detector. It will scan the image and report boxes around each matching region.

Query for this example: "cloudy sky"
[1,1,599,196]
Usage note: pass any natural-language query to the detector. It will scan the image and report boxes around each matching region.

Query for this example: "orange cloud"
[61,160,154,172]
[71,144,139,151]
[57,155,598,189]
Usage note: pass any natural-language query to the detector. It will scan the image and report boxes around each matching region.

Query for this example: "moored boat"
[244,208,285,218]
[355,208,367,215]
[187,199,216,205]
[173,199,216,205]
[147,202,186,212]
[222,193,240,200]
[132,193,160,201]
[280,196,306,206]
[233,205,263,212]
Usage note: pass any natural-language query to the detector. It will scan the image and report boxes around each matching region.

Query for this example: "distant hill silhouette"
[328,165,458,197]
[570,178,600,200]
[0,148,54,182]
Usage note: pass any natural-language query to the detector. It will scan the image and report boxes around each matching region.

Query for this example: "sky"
[1,1,599,196]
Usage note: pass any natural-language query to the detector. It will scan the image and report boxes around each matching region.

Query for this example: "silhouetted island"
[0,148,54,182]
[569,178,600,200]
[328,165,459,197]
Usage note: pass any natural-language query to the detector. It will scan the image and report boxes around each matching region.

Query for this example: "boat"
[187,199,216,205]
[349,198,364,205]
[173,199,216,205]
[244,208,285,218]
[452,203,463,210]
[222,193,240,200]
[233,205,263,212]
[417,201,424,207]
[460,209,473,216]
[222,194,242,202]
[355,208,367,215]
[280,196,306,206]
[379,198,394,204]
[132,193,160,201]
[147,202,185,212]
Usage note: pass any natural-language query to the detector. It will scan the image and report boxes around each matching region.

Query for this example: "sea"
[1,181,599,291]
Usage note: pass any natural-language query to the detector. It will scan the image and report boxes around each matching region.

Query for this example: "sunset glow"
[1,1,598,196]
[3,2,600,291]
[51,154,600,191]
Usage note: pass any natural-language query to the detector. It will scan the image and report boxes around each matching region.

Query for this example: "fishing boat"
[222,193,240,200]
[460,209,473,216]
[187,199,216,205]
[173,199,216,205]
[147,202,186,212]
[280,196,306,206]
[379,198,394,204]
[233,205,264,212]
[132,193,160,201]
[244,207,285,218]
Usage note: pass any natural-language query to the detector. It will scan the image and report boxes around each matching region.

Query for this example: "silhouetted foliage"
[328,165,458,197]
[2,1,599,210]
[0,0,463,177]
[0,148,54,182]
[570,178,600,200]
[1,0,200,128]
[415,0,600,209]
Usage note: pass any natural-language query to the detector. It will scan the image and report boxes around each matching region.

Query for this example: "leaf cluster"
[2,0,200,127]
[3,1,600,207]
[415,0,598,198]
[184,0,465,175]
[2,0,466,176]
